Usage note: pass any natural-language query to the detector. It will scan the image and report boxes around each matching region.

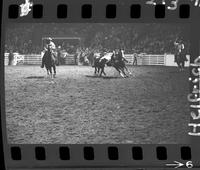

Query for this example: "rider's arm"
[50,42,56,50]
[52,43,56,49]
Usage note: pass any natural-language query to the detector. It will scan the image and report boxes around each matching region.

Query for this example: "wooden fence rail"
[4,53,190,67]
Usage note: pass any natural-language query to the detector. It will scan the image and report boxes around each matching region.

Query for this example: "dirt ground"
[5,65,190,144]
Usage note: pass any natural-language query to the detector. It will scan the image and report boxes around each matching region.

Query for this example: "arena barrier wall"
[4,53,190,66]
[4,53,25,65]
[40,51,76,65]
[62,52,77,65]
[124,54,190,67]
[24,54,41,65]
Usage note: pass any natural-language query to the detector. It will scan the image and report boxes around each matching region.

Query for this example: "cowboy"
[132,52,138,66]
[41,37,56,68]
[8,49,14,65]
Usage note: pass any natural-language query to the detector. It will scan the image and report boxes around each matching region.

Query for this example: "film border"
[1,0,200,168]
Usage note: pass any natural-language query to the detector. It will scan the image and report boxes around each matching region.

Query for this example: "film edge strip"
[7,144,194,168]
[188,56,200,136]
[7,0,195,19]
[2,0,200,169]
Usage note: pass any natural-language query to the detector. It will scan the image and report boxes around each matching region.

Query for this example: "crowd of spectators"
[5,23,190,55]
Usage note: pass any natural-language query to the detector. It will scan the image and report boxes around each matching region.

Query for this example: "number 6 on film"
[186,161,193,168]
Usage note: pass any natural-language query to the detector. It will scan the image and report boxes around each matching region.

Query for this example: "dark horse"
[111,50,132,77]
[43,46,57,78]
[91,52,106,76]
[175,50,188,71]
[92,52,130,77]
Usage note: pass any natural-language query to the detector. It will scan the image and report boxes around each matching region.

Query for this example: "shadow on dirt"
[25,76,45,79]
[102,76,121,79]
[85,75,100,78]
[85,75,121,79]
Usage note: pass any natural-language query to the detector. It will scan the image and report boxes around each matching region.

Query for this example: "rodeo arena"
[5,23,190,144]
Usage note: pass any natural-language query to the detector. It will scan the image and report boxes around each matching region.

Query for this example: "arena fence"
[125,54,190,67]
[125,54,165,65]
[4,53,190,67]
[4,52,76,65]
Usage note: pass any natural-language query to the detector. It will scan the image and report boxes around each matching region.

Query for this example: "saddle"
[175,52,187,62]
[44,51,57,64]
[51,53,56,61]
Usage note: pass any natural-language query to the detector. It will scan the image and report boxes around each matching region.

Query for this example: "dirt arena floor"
[5,65,190,144]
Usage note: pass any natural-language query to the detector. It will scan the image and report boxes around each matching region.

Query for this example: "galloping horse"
[113,50,132,77]
[43,45,57,78]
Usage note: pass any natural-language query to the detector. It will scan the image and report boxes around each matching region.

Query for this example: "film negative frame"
[1,0,200,169]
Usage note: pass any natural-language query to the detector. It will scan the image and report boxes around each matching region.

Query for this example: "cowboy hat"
[47,37,52,41]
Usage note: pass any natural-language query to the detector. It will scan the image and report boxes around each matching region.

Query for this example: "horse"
[174,50,188,71]
[96,52,128,77]
[91,52,106,76]
[113,50,132,77]
[87,51,95,66]
[43,46,57,78]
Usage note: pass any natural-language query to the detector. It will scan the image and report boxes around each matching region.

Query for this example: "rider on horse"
[41,37,56,68]
[174,37,185,62]
[174,37,188,71]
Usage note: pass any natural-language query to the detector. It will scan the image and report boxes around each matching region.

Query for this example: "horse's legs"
[47,69,49,75]
[46,68,50,78]
[120,67,128,77]
[176,62,181,71]
[94,67,97,75]
[48,67,53,79]
[178,62,183,71]
[119,70,125,78]
[97,67,102,76]
[179,65,182,71]
[117,64,127,77]
[99,67,105,77]
[97,67,101,74]
[102,67,106,76]
[182,61,185,71]
[114,65,125,78]
[94,66,99,75]
[124,66,132,75]
[53,65,56,78]
[99,68,103,77]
